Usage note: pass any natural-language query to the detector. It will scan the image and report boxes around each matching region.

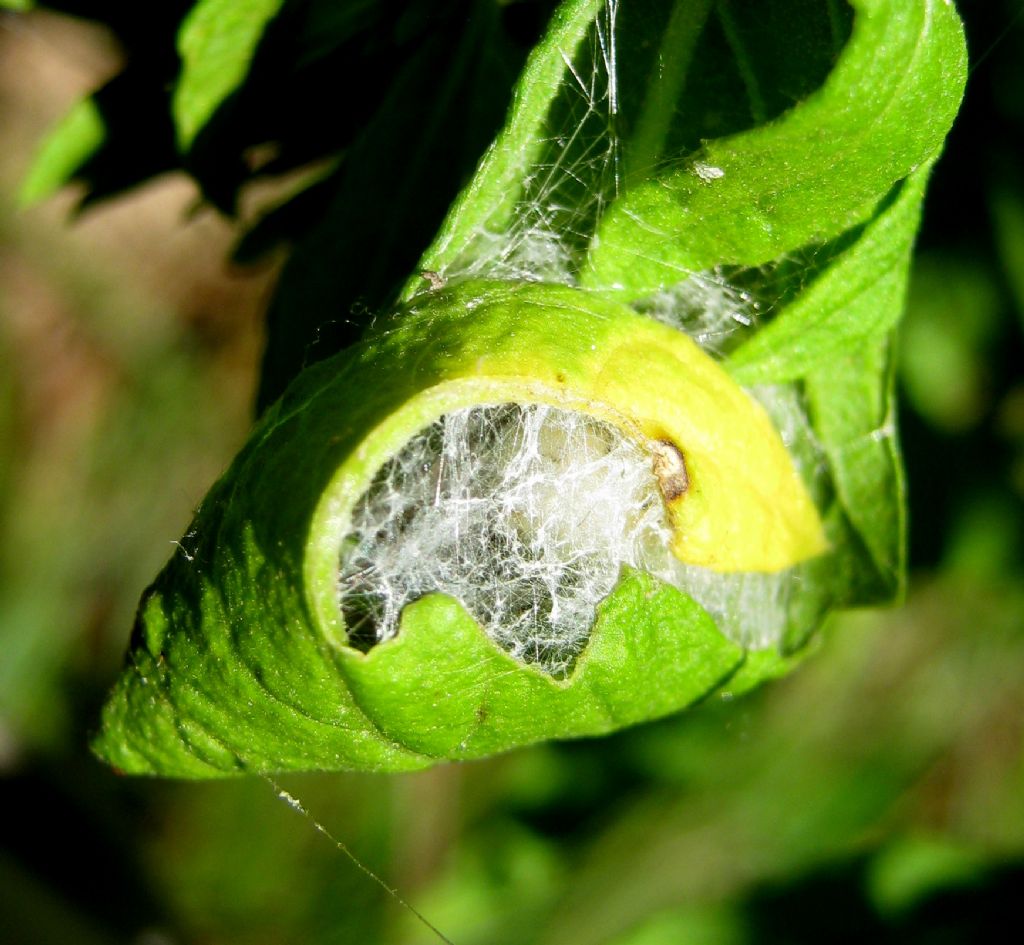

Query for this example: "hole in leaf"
[338,403,673,676]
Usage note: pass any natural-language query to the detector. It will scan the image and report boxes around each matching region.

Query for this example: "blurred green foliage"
[1,1,1022,944]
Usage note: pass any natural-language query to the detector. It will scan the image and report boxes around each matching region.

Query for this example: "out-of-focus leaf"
[19,98,104,206]
[867,836,989,917]
[606,906,744,945]
[20,62,183,210]
[532,580,1024,945]
[991,182,1024,333]
[899,252,1002,432]
[942,492,1023,580]
[173,0,286,149]
[394,820,566,943]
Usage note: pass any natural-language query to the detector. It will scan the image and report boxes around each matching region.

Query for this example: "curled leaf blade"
[584,0,967,297]
[94,281,820,776]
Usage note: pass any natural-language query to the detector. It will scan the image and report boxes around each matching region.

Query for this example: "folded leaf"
[583,0,966,298]
[93,281,824,776]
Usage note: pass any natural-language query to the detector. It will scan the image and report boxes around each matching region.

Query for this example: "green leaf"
[19,47,188,209]
[804,333,905,606]
[343,575,743,761]
[95,569,741,776]
[401,0,607,297]
[19,98,104,206]
[409,0,964,298]
[173,0,286,150]
[584,0,966,297]
[405,0,858,293]
[393,0,957,634]
[725,160,932,385]
[92,280,822,776]
[91,0,967,776]
[868,836,989,917]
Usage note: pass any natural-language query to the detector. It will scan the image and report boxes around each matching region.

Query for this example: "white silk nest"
[339,403,791,675]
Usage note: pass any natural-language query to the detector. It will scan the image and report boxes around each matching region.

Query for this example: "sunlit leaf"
[93,0,966,776]
[173,0,286,149]
[19,98,104,206]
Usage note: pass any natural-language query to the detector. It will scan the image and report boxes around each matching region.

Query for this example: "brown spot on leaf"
[650,439,689,501]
